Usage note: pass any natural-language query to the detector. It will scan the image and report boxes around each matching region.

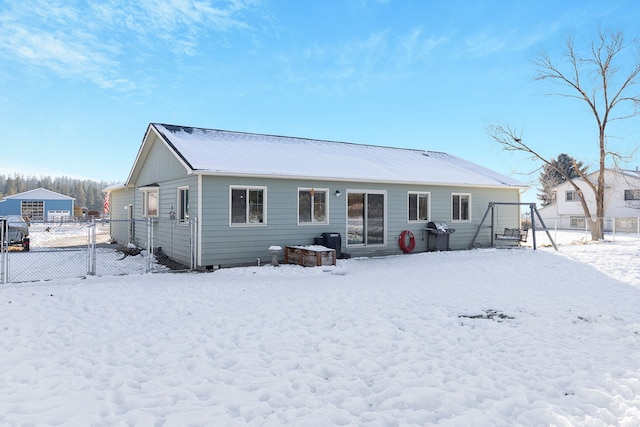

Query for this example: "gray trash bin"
[315,232,342,258]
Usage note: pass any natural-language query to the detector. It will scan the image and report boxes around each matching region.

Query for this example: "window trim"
[565,190,581,202]
[346,189,387,247]
[297,187,329,226]
[229,185,267,227]
[451,193,471,222]
[624,189,640,201]
[21,200,44,221]
[407,191,431,223]
[570,215,586,228]
[177,186,189,225]
[140,186,159,218]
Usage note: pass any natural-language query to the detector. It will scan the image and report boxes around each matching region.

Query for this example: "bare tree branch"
[490,29,640,240]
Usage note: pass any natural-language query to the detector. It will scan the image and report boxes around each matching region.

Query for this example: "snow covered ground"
[27,221,113,247]
[1,232,639,426]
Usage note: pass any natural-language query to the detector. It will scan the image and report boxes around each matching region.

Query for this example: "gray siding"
[197,176,521,268]
[108,187,135,244]
[136,134,188,186]
[108,177,198,268]
[152,176,198,265]
[441,187,521,249]
[109,188,135,221]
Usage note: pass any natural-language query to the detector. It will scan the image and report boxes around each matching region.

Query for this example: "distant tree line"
[0,174,114,211]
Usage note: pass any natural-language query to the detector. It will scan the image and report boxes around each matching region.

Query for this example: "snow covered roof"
[3,188,74,201]
[616,169,640,180]
[150,123,527,188]
[549,169,640,190]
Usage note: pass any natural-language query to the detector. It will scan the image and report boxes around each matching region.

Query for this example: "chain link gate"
[141,217,197,273]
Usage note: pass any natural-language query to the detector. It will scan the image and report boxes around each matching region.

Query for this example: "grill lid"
[428,221,448,230]
[427,221,455,234]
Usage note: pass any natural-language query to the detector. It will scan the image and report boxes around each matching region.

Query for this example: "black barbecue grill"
[426,221,455,251]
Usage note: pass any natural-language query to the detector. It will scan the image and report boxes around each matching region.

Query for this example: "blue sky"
[1,0,639,203]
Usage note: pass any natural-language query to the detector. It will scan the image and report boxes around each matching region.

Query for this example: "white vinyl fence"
[532,216,640,240]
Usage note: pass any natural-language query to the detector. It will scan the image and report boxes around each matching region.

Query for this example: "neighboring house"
[538,169,640,231]
[0,188,75,221]
[108,123,528,269]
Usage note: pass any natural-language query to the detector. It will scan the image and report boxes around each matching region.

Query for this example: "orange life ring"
[399,230,416,253]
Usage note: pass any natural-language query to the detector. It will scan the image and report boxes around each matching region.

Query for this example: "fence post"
[611,217,615,242]
[87,220,97,275]
[585,219,589,241]
[191,217,197,270]
[146,217,153,273]
[0,225,6,284]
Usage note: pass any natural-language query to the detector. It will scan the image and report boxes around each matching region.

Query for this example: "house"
[537,169,640,232]
[108,123,528,269]
[0,188,75,221]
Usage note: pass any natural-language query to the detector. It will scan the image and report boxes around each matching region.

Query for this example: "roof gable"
[4,188,74,201]
[125,124,192,186]
[148,123,526,188]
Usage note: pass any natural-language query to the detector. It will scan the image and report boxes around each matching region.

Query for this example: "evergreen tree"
[0,174,114,211]
[14,174,26,193]
[86,183,97,207]
[5,177,18,195]
[537,154,586,206]
[74,182,87,208]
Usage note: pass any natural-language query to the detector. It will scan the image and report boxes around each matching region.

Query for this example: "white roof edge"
[193,170,529,189]
[4,188,75,200]
[103,183,128,192]
[125,124,194,186]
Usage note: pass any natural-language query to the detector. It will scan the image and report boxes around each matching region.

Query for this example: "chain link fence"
[1,218,197,284]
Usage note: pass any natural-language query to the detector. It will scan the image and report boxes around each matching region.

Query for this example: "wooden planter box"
[284,245,336,267]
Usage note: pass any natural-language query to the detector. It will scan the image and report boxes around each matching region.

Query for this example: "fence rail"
[529,216,640,238]
[1,218,197,284]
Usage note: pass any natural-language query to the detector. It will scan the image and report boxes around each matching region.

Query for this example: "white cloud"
[398,28,448,66]
[281,28,449,93]
[0,0,261,91]
[3,24,123,89]
[463,30,508,58]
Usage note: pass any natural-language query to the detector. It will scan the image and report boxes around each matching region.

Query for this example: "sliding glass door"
[347,191,385,245]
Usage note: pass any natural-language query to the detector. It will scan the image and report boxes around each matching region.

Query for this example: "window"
[141,187,159,217]
[178,187,189,223]
[230,186,266,225]
[570,216,585,228]
[47,210,70,222]
[408,192,430,222]
[624,189,640,201]
[298,188,328,224]
[452,193,470,221]
[615,217,636,232]
[565,191,581,202]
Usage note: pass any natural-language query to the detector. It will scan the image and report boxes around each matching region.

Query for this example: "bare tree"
[488,30,640,240]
